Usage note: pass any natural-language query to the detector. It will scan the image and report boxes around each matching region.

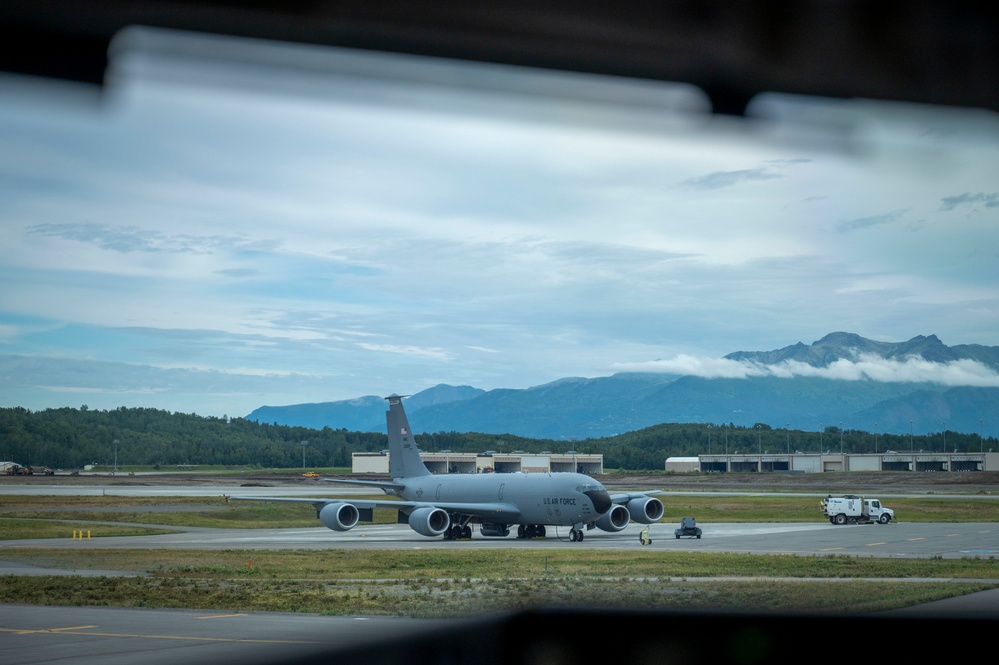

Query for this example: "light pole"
[942,422,946,452]
[839,422,843,455]
[786,423,790,454]
[874,422,879,454]
[981,419,985,454]
[707,425,711,454]
[301,440,308,469]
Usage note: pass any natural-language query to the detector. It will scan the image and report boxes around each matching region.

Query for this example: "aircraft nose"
[585,488,612,514]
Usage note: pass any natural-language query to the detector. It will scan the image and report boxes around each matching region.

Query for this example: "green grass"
[660,495,999,522]
[0,519,175,539]
[0,496,326,530]
[83,465,352,475]
[0,494,416,533]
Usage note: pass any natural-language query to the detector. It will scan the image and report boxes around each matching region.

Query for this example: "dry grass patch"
[0,575,993,617]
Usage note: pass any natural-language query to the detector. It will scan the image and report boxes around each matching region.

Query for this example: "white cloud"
[356,343,454,360]
[613,353,999,387]
[614,355,767,379]
[1,39,998,418]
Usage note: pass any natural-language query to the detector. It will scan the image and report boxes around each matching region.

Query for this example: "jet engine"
[626,496,665,524]
[480,523,510,537]
[319,502,361,531]
[408,506,451,537]
[595,503,631,532]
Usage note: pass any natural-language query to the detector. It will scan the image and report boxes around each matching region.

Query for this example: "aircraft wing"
[227,496,382,510]
[227,495,521,523]
[609,490,661,504]
[319,477,406,491]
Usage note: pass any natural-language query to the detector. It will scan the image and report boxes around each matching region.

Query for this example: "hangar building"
[353,451,603,475]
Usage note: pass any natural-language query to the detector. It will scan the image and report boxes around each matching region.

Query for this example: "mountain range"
[246,333,999,439]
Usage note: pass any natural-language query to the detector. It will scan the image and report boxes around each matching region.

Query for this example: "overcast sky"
[2,28,998,419]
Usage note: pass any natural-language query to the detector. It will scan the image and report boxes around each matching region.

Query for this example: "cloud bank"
[614,353,999,388]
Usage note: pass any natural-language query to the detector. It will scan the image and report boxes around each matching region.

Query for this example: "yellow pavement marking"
[2,625,98,635]
[0,626,323,644]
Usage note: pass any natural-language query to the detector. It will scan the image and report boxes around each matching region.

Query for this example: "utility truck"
[674,517,702,539]
[821,495,894,525]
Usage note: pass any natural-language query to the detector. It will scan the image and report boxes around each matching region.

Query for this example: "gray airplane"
[231,395,664,542]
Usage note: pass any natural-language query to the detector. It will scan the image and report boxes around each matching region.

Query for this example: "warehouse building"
[693,451,997,473]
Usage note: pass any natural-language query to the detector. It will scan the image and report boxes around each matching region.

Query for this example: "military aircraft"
[230,395,664,541]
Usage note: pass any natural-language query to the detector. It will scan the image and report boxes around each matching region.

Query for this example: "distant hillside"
[246,385,484,430]
[248,395,386,431]
[246,333,999,439]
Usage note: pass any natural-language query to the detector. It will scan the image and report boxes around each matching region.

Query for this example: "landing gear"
[516,524,547,539]
[443,522,472,540]
[569,528,585,542]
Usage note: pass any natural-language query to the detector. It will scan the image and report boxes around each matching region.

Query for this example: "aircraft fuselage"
[395,471,610,527]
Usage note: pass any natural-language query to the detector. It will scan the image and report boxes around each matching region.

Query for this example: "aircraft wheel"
[569,529,578,542]
[517,525,526,538]
[462,525,472,539]
[577,530,584,542]
[537,525,546,537]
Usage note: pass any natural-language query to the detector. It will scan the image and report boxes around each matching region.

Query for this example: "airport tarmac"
[1,520,997,559]
[0,483,995,558]
[0,603,457,665]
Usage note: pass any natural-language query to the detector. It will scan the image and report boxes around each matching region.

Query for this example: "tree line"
[0,406,993,471]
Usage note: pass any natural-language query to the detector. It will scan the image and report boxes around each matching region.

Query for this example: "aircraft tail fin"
[385,394,431,479]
